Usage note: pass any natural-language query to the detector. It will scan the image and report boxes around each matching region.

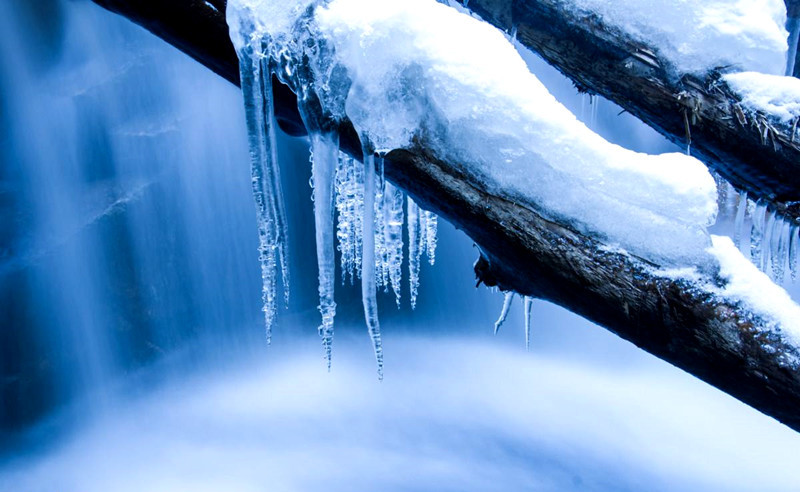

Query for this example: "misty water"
[1,1,800,490]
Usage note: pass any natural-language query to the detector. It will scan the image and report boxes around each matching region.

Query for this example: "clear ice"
[236,44,291,343]
[309,133,339,369]
[384,182,405,307]
[361,148,385,379]
[335,152,364,285]
[493,291,515,334]
[722,178,799,285]
[523,296,534,351]
[407,198,422,309]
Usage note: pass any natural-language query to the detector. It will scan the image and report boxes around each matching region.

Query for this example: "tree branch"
[90,0,800,432]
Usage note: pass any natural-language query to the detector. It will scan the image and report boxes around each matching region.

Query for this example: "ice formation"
[493,291,514,335]
[407,199,422,309]
[717,186,800,285]
[235,39,291,343]
[228,0,800,367]
[309,133,338,368]
[334,152,363,285]
[523,296,534,351]
[564,0,788,75]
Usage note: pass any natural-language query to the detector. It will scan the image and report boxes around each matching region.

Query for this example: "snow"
[564,0,788,75]
[709,235,800,349]
[316,0,718,265]
[724,71,800,122]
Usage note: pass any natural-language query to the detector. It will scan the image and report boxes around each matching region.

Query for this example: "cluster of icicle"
[232,9,437,379]
[716,178,800,284]
[493,292,536,350]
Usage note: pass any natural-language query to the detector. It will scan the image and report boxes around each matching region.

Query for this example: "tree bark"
[464,0,800,221]
[90,0,800,432]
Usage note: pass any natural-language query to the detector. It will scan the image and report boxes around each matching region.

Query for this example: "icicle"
[762,210,776,273]
[384,182,404,307]
[361,146,384,380]
[237,45,291,343]
[335,153,363,284]
[309,133,339,369]
[373,171,389,292]
[725,182,738,218]
[407,198,422,309]
[423,210,438,265]
[712,172,725,215]
[493,291,515,335]
[774,218,789,284]
[790,224,799,281]
[523,296,534,351]
[733,190,747,249]
[750,200,767,267]
[260,57,291,309]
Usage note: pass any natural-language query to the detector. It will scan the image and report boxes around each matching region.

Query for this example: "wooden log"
[90,0,800,432]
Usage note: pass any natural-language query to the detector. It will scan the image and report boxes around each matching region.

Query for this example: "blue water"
[1,1,799,490]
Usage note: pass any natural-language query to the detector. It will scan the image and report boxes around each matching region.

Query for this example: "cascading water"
[0,0,268,428]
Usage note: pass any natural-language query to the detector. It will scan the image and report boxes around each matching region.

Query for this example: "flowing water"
[1,1,800,490]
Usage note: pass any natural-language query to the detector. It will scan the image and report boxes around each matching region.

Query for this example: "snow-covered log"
[93,0,800,221]
[90,0,800,433]
[463,0,800,221]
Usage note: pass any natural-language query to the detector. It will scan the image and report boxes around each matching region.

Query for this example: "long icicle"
[733,190,747,249]
[385,182,404,307]
[423,210,438,266]
[361,145,384,379]
[374,168,389,292]
[310,133,339,369]
[238,45,282,343]
[258,55,291,309]
[790,224,800,281]
[493,291,515,334]
[774,218,789,284]
[407,198,422,309]
[762,209,776,273]
[750,200,767,267]
[335,153,363,285]
[523,296,534,351]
